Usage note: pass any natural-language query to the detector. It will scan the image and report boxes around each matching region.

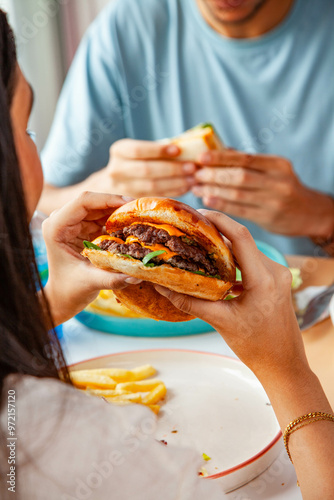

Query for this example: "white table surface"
[62,318,302,500]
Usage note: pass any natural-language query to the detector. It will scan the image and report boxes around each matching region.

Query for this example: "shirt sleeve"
[41,3,126,187]
[4,375,226,500]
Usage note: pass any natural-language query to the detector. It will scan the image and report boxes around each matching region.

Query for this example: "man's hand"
[88,139,196,198]
[192,150,334,239]
[42,192,141,326]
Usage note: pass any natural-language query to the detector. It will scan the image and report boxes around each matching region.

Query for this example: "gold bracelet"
[283,412,334,463]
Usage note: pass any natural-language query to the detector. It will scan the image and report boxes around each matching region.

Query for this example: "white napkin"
[294,285,333,328]
[294,286,327,311]
[329,295,334,327]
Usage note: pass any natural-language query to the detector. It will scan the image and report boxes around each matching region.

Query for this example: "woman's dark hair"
[0,10,70,398]
[0,11,71,499]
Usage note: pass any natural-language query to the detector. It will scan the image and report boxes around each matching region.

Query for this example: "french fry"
[73,368,132,382]
[149,405,160,415]
[107,400,132,406]
[142,384,167,405]
[99,290,113,300]
[71,364,166,413]
[71,369,116,378]
[130,365,156,381]
[70,372,117,389]
[104,393,142,403]
[116,379,163,392]
[86,388,131,397]
[74,365,156,382]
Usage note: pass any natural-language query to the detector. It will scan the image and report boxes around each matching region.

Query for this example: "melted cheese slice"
[130,222,185,237]
[125,235,177,261]
[97,235,124,244]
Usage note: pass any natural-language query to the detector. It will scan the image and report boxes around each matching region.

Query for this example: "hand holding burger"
[42,192,142,326]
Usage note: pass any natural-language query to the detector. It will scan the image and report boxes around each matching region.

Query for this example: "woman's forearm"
[37,288,60,329]
[259,368,334,500]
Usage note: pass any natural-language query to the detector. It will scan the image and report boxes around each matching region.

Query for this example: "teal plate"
[75,311,214,337]
[255,240,288,267]
[75,240,288,337]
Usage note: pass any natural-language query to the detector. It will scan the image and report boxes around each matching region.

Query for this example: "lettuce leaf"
[142,250,167,266]
[83,240,102,251]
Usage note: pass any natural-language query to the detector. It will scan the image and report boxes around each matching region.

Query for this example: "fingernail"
[204,196,218,207]
[122,196,135,202]
[195,169,205,181]
[125,277,142,284]
[192,186,202,196]
[201,152,211,163]
[186,176,196,186]
[182,162,196,174]
[166,145,179,156]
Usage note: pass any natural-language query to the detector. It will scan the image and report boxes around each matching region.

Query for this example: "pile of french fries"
[70,364,166,414]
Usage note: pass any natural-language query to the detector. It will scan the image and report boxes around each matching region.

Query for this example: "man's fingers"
[196,209,266,287]
[116,176,195,197]
[193,189,264,221]
[111,139,180,160]
[195,167,269,190]
[193,184,262,206]
[198,150,292,174]
[111,159,196,179]
[158,188,193,198]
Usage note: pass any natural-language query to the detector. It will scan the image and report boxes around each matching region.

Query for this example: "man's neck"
[196,0,295,39]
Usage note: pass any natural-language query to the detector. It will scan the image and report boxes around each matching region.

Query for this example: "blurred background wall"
[1,0,111,151]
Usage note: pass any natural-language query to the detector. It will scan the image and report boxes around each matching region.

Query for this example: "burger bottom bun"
[113,281,194,322]
[82,248,233,302]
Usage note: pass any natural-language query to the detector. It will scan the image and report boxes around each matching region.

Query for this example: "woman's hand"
[42,192,140,326]
[155,210,334,500]
[155,209,308,383]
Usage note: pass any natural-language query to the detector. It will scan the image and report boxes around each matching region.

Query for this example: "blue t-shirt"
[42,0,334,256]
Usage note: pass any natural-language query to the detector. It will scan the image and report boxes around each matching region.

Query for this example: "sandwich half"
[160,123,224,162]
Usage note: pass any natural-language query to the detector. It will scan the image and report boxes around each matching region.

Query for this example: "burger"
[82,197,236,322]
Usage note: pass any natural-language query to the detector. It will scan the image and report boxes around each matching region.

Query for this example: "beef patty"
[99,224,220,277]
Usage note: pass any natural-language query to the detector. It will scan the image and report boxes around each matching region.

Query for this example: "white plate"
[71,349,282,492]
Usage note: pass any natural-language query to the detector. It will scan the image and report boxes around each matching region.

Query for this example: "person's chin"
[206,0,263,23]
